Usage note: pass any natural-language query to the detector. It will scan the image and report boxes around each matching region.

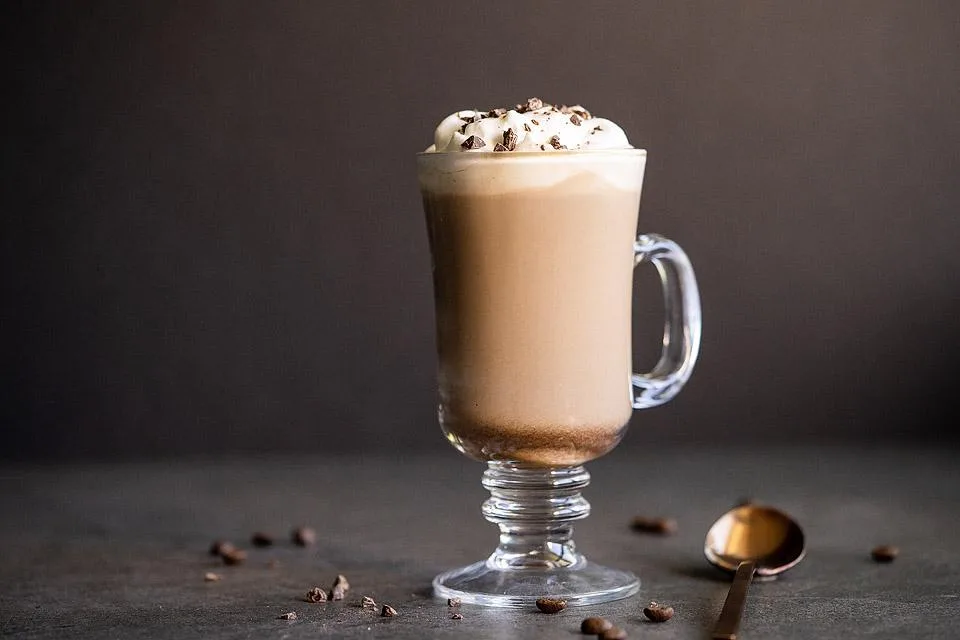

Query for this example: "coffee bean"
[220,548,247,565]
[203,572,221,582]
[209,540,235,557]
[251,532,274,547]
[305,587,327,603]
[277,612,297,620]
[580,616,613,634]
[599,626,627,639]
[535,597,567,614]
[291,526,316,547]
[642,601,674,622]
[360,595,377,609]
[630,516,677,535]
[447,597,461,607]
[381,604,398,617]
[451,612,463,620]
[871,545,899,563]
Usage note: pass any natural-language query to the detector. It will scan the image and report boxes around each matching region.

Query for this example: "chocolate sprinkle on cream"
[461,135,486,150]
[549,135,565,150]
[515,97,543,113]
[493,143,508,152]
[503,128,518,150]
[523,123,531,132]
[569,114,582,126]
[487,108,507,118]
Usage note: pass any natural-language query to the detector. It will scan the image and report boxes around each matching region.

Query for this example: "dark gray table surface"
[1,446,958,639]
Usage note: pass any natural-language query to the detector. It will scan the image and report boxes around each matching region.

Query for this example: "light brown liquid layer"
[423,171,641,466]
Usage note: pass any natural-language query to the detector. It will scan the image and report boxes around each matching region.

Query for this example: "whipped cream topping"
[425,98,632,153]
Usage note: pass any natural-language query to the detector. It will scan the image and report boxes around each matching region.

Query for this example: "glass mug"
[418,149,701,607]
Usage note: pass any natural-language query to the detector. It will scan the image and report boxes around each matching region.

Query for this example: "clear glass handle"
[632,233,702,409]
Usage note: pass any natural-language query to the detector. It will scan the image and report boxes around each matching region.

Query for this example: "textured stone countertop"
[1,446,958,639]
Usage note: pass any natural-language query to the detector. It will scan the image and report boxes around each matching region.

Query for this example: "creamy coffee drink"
[419,99,645,466]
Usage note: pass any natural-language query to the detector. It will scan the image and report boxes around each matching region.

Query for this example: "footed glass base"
[434,559,639,608]
[433,462,640,607]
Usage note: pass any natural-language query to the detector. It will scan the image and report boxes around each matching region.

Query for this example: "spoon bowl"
[704,504,806,640]
[705,504,806,576]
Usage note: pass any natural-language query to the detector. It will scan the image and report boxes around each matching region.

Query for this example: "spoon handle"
[712,560,756,640]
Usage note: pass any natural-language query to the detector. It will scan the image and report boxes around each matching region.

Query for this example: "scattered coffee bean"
[643,601,674,623]
[203,572,221,582]
[305,587,327,603]
[381,604,398,617]
[630,516,678,535]
[221,548,247,565]
[360,595,377,609]
[209,540,236,557]
[447,597,461,607]
[580,616,613,634]
[251,532,273,547]
[871,545,899,563]
[291,526,316,547]
[600,627,628,640]
[277,612,297,620]
[535,597,567,614]
[451,612,463,620]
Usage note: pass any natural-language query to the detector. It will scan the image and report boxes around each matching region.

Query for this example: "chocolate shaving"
[515,97,544,113]
[569,114,582,126]
[493,143,508,152]
[502,128,518,151]
[523,123,531,132]
[530,119,539,126]
[487,108,507,118]
[560,105,593,120]
[461,135,486,150]
[549,135,565,150]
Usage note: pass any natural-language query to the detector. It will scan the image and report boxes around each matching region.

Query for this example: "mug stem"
[482,462,590,570]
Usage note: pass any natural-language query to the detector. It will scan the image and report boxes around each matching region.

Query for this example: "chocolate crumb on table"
[291,526,316,546]
[871,544,899,562]
[305,587,327,603]
[630,516,678,535]
[250,532,273,547]
[209,540,235,557]
[220,547,247,565]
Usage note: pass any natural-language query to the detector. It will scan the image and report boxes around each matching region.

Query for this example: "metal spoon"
[704,504,806,640]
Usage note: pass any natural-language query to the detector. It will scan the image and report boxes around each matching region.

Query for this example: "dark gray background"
[3,1,958,460]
